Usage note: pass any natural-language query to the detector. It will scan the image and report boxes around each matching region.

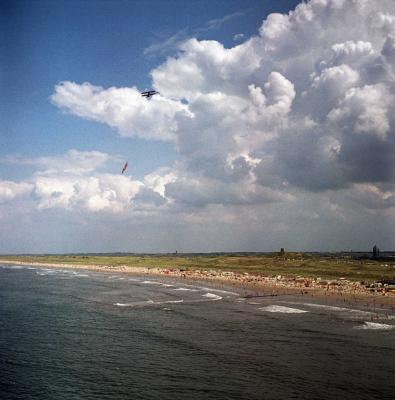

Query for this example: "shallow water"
[1,265,394,399]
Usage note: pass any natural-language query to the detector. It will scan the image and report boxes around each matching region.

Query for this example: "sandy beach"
[1,259,394,311]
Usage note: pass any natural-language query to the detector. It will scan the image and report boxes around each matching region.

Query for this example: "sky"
[1,0,394,254]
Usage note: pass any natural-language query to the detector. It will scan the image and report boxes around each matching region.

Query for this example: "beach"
[1,258,394,311]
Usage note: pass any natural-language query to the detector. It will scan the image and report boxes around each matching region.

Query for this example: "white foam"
[299,303,351,312]
[157,299,184,304]
[281,301,395,321]
[198,287,238,296]
[202,293,222,301]
[115,299,183,307]
[0,264,37,270]
[294,302,379,317]
[173,287,196,291]
[176,283,238,296]
[115,303,131,307]
[355,322,394,330]
[259,305,308,314]
[141,280,162,285]
[115,300,155,307]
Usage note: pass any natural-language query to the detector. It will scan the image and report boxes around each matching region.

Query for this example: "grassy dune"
[1,253,394,282]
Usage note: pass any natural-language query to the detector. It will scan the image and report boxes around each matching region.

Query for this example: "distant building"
[280,248,285,255]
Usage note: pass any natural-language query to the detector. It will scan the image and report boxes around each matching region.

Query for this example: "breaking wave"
[202,293,222,301]
[115,299,184,307]
[259,305,308,314]
[115,300,155,307]
[355,322,394,330]
[198,287,238,296]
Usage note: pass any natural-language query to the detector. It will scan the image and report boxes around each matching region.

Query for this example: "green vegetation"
[1,252,394,282]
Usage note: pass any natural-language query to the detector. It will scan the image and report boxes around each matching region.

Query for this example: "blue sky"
[1,0,394,253]
[1,0,300,180]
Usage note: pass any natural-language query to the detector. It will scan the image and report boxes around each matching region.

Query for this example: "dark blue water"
[1,265,394,399]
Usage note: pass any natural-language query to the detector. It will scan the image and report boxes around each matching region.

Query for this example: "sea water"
[1,264,394,400]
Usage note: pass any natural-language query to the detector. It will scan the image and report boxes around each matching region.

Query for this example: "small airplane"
[121,162,128,174]
[141,90,159,99]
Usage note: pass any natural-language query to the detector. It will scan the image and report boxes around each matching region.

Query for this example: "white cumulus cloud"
[51,82,191,141]
[0,181,33,202]
[28,0,395,249]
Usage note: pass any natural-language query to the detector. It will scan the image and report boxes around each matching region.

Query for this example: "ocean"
[1,264,394,399]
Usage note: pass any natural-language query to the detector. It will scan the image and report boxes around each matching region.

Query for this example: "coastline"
[1,258,394,310]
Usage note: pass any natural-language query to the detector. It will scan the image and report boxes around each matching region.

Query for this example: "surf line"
[114,293,223,308]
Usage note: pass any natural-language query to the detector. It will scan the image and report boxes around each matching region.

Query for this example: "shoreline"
[1,259,394,309]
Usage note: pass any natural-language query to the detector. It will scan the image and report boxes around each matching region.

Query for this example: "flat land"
[1,252,394,282]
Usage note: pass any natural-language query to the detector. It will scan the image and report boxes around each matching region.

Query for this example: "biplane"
[141,90,159,99]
